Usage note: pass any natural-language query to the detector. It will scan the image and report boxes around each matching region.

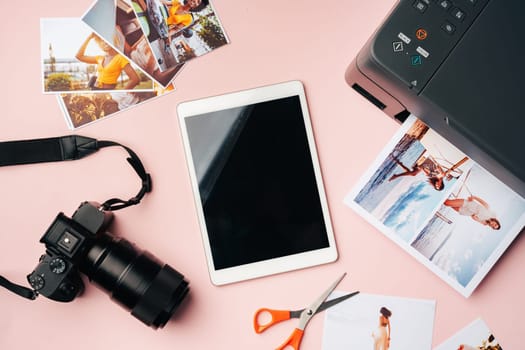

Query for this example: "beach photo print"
[82,0,183,87]
[434,318,503,350]
[345,115,525,297]
[322,292,435,350]
[347,116,471,243]
[411,162,525,294]
[41,18,155,94]
[129,0,229,70]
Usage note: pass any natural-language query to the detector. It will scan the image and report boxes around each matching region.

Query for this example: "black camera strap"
[0,135,152,210]
[0,275,37,300]
[0,135,152,299]
[96,140,152,211]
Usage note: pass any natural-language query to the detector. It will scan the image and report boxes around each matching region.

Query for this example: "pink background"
[1,0,523,348]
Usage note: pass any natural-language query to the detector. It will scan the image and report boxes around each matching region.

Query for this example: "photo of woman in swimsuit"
[372,307,392,350]
[444,195,501,230]
[389,154,447,191]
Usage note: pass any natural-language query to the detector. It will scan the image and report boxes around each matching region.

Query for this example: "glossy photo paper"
[82,0,184,87]
[435,318,503,350]
[322,292,435,350]
[345,115,525,297]
[41,18,155,94]
[129,0,229,71]
[58,83,175,129]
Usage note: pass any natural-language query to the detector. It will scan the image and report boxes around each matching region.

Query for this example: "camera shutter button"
[50,258,67,274]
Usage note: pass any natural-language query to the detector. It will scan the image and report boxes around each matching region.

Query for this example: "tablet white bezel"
[177,80,337,285]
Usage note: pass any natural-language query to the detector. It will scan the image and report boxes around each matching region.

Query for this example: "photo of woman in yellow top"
[76,33,141,90]
[163,0,192,28]
[155,0,209,49]
[161,0,208,29]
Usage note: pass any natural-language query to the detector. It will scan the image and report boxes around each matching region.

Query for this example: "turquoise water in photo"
[355,134,457,242]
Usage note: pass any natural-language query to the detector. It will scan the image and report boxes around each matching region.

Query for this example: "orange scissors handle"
[276,328,304,350]
[253,308,291,333]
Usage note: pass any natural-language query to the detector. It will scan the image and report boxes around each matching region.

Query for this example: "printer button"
[450,7,466,22]
[441,21,456,35]
[466,0,478,5]
[416,46,430,58]
[398,32,412,44]
[392,41,404,52]
[437,0,452,10]
[410,55,423,66]
[415,28,428,41]
[413,0,428,13]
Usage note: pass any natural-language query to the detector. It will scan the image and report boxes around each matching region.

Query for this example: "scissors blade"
[290,291,359,319]
[297,272,347,330]
[317,291,359,313]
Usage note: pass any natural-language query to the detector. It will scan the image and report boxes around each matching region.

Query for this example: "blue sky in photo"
[413,164,525,287]
[41,18,104,59]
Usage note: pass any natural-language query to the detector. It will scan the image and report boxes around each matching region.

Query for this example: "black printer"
[346,0,525,197]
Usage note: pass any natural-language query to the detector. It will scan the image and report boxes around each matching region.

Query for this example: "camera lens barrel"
[81,234,189,329]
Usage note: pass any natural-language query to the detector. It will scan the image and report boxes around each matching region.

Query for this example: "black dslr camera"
[27,202,189,329]
[0,135,189,330]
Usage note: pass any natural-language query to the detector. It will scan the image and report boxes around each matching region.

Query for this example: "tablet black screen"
[185,96,329,270]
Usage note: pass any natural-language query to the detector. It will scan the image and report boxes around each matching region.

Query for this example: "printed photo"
[41,18,155,94]
[58,83,175,129]
[345,115,525,297]
[322,292,435,350]
[129,0,229,70]
[412,163,525,290]
[434,318,503,350]
[82,0,184,87]
[349,117,470,242]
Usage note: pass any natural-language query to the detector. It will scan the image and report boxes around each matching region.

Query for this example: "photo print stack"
[40,0,229,128]
[321,293,504,350]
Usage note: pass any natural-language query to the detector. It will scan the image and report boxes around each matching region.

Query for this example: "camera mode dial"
[28,274,45,291]
[50,257,67,274]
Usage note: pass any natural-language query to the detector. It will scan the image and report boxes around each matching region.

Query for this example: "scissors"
[253,273,359,350]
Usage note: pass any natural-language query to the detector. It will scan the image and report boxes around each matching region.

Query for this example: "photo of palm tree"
[128,0,229,71]
[58,83,174,128]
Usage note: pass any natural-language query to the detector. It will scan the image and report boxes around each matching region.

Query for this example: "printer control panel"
[372,0,489,93]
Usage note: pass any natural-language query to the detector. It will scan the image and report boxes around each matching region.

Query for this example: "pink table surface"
[1,1,523,349]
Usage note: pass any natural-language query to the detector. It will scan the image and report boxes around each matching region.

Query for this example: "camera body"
[28,202,112,302]
[27,202,189,329]
[0,135,189,329]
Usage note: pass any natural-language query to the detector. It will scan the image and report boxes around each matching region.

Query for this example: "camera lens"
[80,233,189,329]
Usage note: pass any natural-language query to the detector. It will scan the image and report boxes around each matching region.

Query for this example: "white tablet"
[177,81,337,285]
